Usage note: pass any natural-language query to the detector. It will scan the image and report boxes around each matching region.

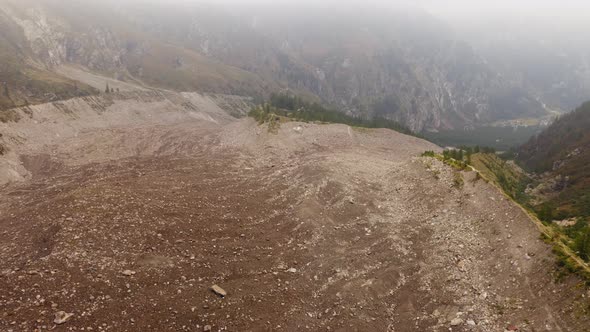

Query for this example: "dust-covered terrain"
[0,93,589,332]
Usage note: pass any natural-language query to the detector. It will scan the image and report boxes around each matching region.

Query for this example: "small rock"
[457,260,466,272]
[121,270,135,276]
[204,325,212,331]
[287,268,297,273]
[450,318,463,326]
[54,311,74,324]
[467,319,476,326]
[211,284,227,297]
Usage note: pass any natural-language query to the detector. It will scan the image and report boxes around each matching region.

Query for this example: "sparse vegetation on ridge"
[423,148,590,281]
[510,102,590,269]
[249,93,418,136]
[452,172,464,188]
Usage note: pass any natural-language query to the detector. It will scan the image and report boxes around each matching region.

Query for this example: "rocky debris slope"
[0,112,589,331]
[0,90,252,185]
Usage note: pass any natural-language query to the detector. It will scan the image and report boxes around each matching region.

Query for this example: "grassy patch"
[553,245,590,283]
[248,105,284,134]
[351,127,372,133]
[470,153,530,203]
[0,65,98,111]
[422,150,436,157]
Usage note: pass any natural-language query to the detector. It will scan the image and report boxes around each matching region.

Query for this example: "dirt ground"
[1,101,590,331]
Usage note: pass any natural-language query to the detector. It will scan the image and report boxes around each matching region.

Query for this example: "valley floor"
[0,97,589,331]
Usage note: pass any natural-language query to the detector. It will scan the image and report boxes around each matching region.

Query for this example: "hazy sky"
[190,0,590,8]
[419,0,590,18]
[183,0,590,19]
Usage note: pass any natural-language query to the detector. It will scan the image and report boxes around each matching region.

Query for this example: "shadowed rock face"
[0,92,589,331]
[1,0,575,131]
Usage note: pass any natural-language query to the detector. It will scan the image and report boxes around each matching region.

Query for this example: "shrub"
[537,203,556,223]
[453,172,464,189]
[573,225,590,261]
[422,150,436,157]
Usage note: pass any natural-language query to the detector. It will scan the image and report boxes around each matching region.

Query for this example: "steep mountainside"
[0,8,96,110]
[455,16,590,112]
[518,101,590,218]
[0,0,270,98]
[1,0,586,131]
[91,2,550,132]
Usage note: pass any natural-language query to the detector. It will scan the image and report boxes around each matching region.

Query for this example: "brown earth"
[0,95,589,332]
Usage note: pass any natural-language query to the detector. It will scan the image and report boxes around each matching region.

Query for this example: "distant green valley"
[423,125,545,151]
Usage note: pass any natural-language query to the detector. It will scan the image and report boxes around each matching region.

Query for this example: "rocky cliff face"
[0,0,583,132]
[139,5,547,132]
[0,4,97,110]
[2,1,126,69]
